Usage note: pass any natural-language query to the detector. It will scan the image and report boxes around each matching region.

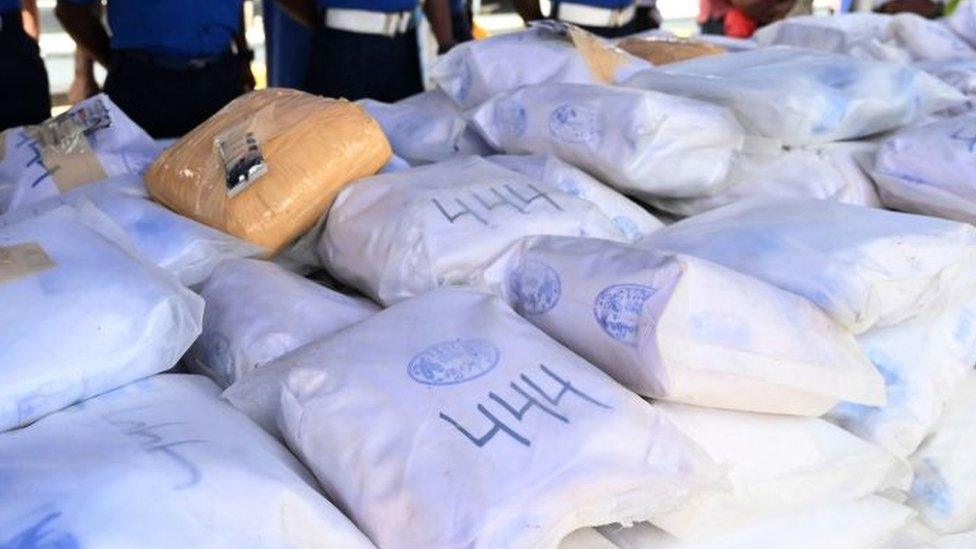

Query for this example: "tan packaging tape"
[0,242,55,284]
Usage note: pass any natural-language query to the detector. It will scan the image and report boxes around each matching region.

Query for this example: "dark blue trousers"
[0,11,51,131]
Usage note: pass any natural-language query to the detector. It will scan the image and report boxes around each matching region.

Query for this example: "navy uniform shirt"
[316,0,418,12]
[0,0,19,13]
[62,0,243,58]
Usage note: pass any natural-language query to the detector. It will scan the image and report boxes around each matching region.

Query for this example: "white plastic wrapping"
[873,113,976,225]
[470,83,747,200]
[320,157,629,305]
[480,235,884,415]
[648,403,909,541]
[755,13,974,63]
[624,47,965,147]
[360,89,493,165]
[908,371,976,534]
[276,288,719,548]
[946,0,976,48]
[431,26,649,110]
[645,198,976,334]
[0,94,160,214]
[0,203,203,432]
[829,295,976,458]
[187,258,379,389]
[917,58,976,114]
[599,496,915,549]
[8,182,263,287]
[650,142,881,217]
[0,374,374,549]
[486,154,663,242]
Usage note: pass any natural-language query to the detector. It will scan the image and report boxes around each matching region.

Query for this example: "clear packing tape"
[145,88,392,256]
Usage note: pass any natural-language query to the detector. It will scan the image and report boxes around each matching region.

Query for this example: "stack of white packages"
[431,24,649,110]
[916,58,976,114]
[872,113,976,225]
[269,287,719,547]
[0,202,202,432]
[476,233,914,546]
[624,47,965,147]
[0,94,160,214]
[359,89,493,165]
[754,13,975,63]
[319,157,633,305]
[0,375,374,548]
[479,235,885,415]
[486,154,663,242]
[470,82,749,202]
[189,259,379,435]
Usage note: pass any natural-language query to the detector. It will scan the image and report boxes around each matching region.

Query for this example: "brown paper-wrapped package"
[146,88,391,256]
[617,37,726,66]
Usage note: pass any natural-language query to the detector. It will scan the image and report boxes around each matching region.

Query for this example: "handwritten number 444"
[439,364,612,449]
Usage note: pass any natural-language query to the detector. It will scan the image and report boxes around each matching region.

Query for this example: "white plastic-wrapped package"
[917,58,976,114]
[10,183,263,287]
[320,157,629,305]
[828,296,976,458]
[873,114,976,225]
[599,496,914,549]
[755,13,973,63]
[645,198,976,334]
[624,48,965,147]
[480,235,884,415]
[648,402,909,541]
[947,1,976,48]
[186,258,379,389]
[431,25,649,110]
[0,203,203,432]
[276,288,718,549]
[360,90,493,165]
[0,94,160,214]
[471,83,747,200]
[486,154,663,242]
[0,374,374,549]
[907,371,976,534]
[650,142,881,217]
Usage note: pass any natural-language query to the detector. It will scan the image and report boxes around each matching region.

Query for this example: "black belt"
[113,49,234,71]
[0,9,23,33]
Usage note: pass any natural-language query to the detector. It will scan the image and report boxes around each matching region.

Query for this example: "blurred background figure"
[55,0,253,138]
[274,0,456,102]
[0,0,50,130]
[635,0,663,30]
[699,0,796,36]
[514,0,641,37]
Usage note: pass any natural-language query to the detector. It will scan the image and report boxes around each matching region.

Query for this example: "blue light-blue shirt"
[62,0,242,58]
[0,0,20,14]
[556,0,634,8]
[316,0,418,12]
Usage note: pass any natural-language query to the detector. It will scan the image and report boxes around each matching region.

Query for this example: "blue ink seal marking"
[509,259,561,315]
[593,284,656,347]
[494,99,527,138]
[612,216,641,242]
[548,104,602,144]
[408,339,500,386]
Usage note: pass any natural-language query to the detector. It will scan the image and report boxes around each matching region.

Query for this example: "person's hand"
[876,0,942,17]
[68,73,100,104]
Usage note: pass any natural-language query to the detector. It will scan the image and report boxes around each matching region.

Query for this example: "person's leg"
[0,16,51,129]
[68,2,101,104]
[575,18,638,38]
[451,9,474,42]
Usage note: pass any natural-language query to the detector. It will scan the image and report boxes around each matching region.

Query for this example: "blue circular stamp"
[509,259,561,315]
[548,104,602,144]
[593,284,657,347]
[494,98,527,138]
[613,216,642,242]
[408,339,500,386]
